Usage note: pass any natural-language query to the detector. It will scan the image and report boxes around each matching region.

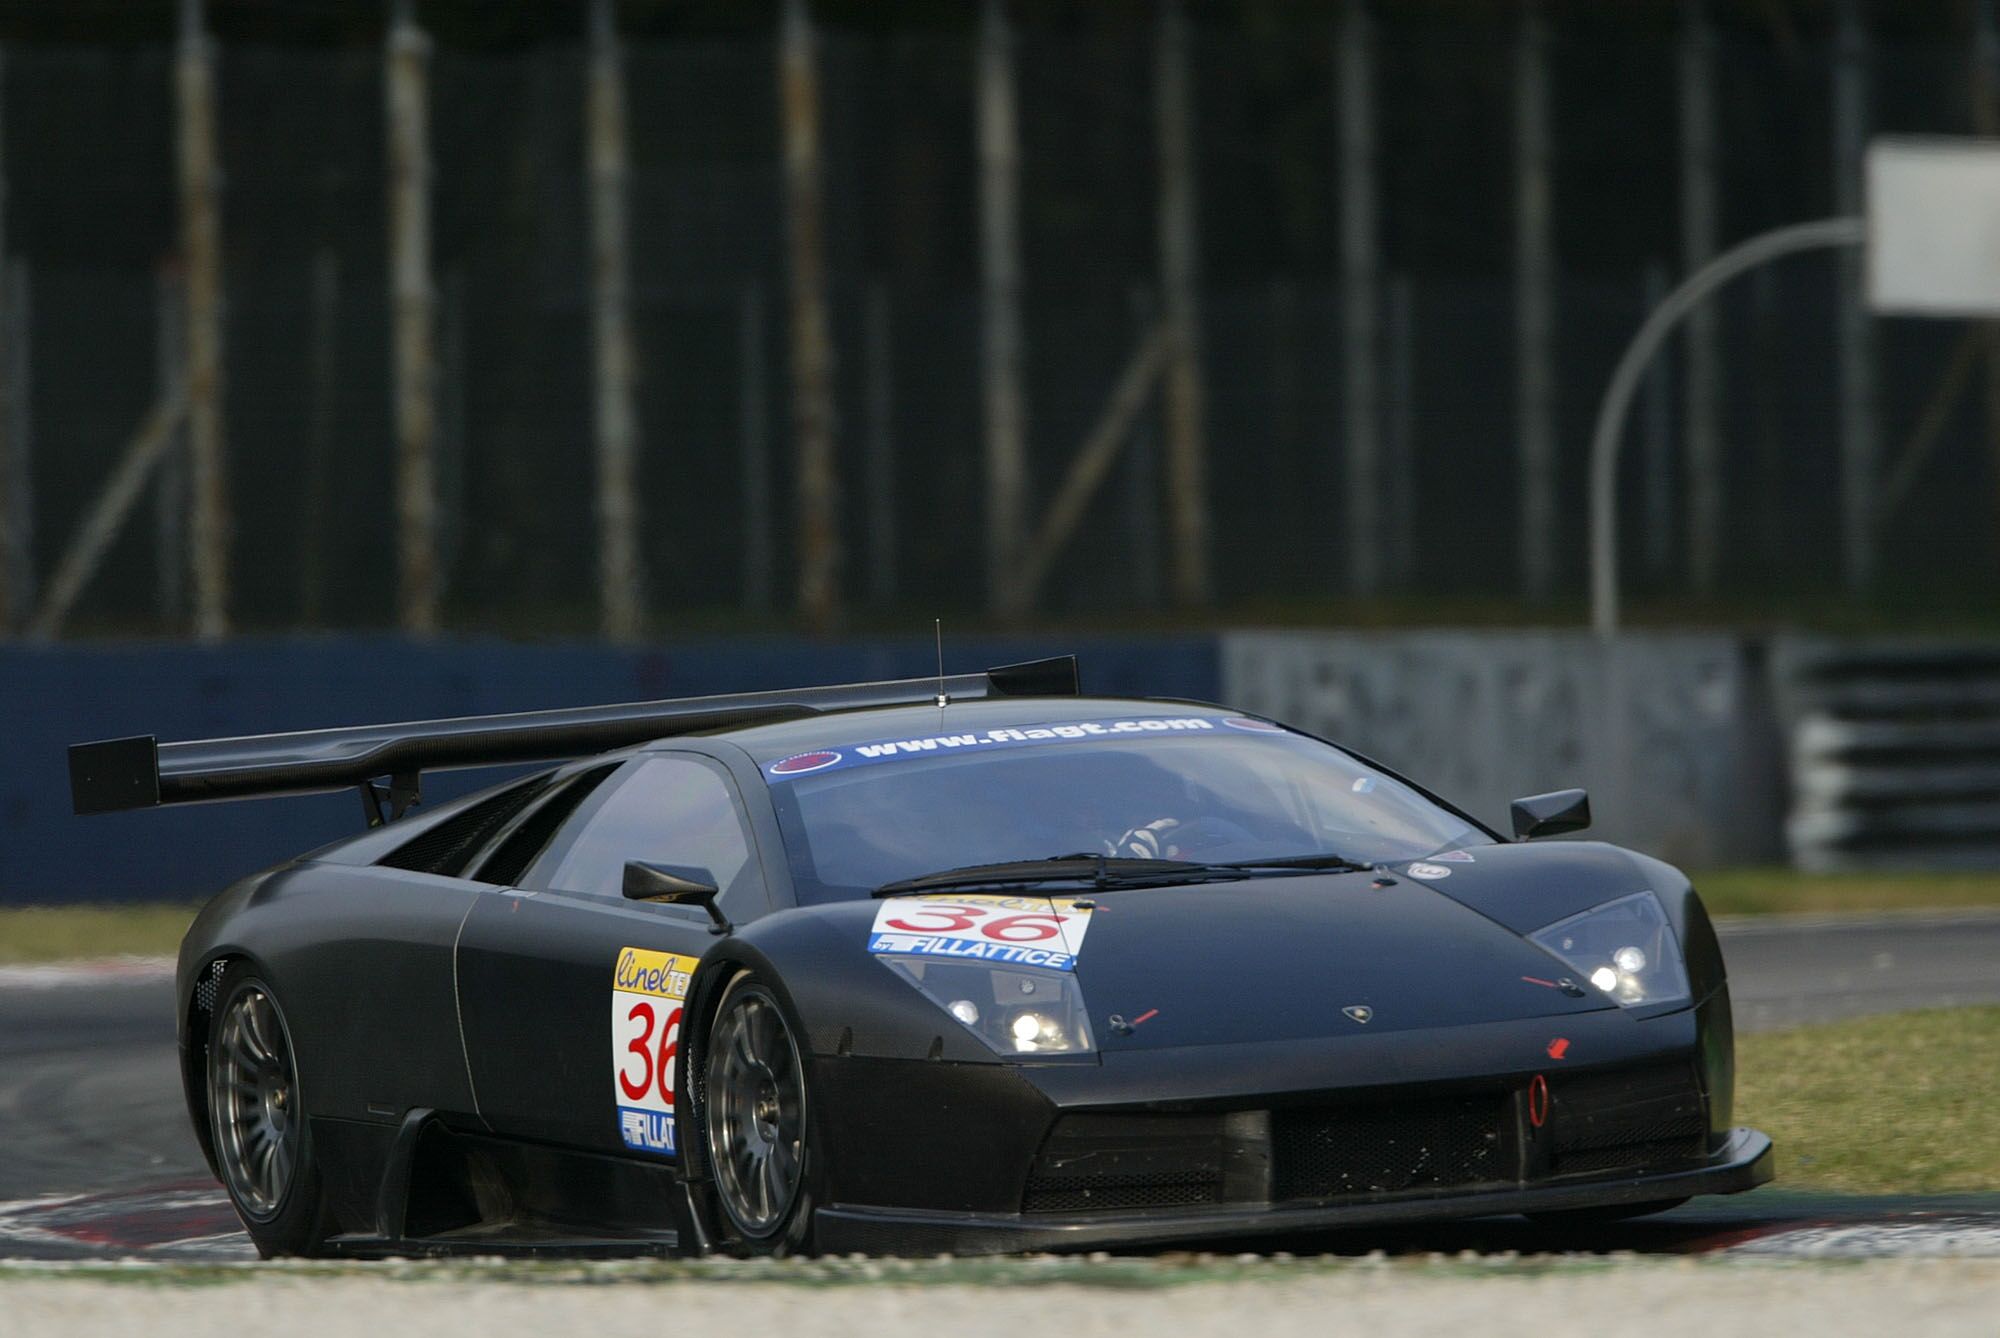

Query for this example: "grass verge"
[1737,1005,2000,1194]
[1693,869,2000,916]
[0,903,197,964]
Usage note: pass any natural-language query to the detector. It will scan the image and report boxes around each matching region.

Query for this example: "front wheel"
[206,963,331,1257]
[701,972,815,1255]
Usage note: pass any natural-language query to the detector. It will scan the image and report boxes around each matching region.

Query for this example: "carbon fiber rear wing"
[69,654,1079,822]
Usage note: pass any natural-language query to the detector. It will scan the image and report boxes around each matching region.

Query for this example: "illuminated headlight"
[880,958,1096,1055]
[1529,891,1690,1008]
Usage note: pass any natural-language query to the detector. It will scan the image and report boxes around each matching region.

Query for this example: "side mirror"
[1509,788,1591,841]
[623,860,731,935]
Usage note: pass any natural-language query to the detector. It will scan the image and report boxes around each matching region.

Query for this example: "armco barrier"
[2,635,1218,905]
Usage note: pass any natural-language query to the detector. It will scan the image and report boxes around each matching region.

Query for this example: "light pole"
[1590,216,1866,639]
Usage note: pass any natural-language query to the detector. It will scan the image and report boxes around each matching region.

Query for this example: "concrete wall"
[1220,630,1785,868]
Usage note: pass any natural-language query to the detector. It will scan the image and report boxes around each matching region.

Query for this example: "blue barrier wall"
[4,635,1219,905]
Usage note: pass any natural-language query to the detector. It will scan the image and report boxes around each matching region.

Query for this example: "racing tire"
[1525,1196,1691,1226]
[700,971,818,1256]
[205,962,332,1257]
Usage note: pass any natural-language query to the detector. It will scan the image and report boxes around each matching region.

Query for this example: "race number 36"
[881,903,1071,942]
[867,894,1096,970]
[616,998,681,1107]
[610,946,698,1156]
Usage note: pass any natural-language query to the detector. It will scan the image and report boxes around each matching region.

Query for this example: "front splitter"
[813,1126,1773,1256]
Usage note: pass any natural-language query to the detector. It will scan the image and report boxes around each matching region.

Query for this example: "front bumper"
[813,1125,1772,1255]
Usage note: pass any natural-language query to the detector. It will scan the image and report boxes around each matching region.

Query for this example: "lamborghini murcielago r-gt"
[68,656,1771,1257]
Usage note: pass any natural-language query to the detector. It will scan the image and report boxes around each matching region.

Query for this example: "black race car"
[69,656,1770,1258]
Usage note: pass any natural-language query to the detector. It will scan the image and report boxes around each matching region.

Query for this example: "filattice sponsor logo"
[866,932,1079,971]
[619,1107,675,1153]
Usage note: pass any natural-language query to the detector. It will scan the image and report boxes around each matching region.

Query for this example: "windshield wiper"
[871,852,1371,897]
[874,855,1243,897]
[1214,852,1374,874]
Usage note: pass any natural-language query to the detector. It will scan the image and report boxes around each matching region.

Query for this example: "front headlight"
[879,957,1096,1055]
[1529,891,1690,1008]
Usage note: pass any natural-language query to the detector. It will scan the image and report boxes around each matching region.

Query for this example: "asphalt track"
[2,911,1996,1264]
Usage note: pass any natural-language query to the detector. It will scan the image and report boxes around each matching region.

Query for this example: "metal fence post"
[386,0,439,635]
[1338,0,1380,600]
[1833,0,1877,593]
[778,0,841,631]
[1386,272,1416,590]
[740,284,773,615]
[1516,0,1556,603]
[1157,0,1211,606]
[178,0,228,639]
[978,0,1027,618]
[1641,262,1674,580]
[863,281,897,607]
[0,48,17,636]
[589,0,643,641]
[301,250,338,626]
[1680,0,1721,596]
[1128,284,1163,609]
[1,259,28,632]
[155,268,186,627]
[1975,1,2000,551]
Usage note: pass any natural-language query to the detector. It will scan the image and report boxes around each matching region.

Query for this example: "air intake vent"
[1272,1096,1508,1201]
[379,775,551,876]
[1548,1063,1706,1177]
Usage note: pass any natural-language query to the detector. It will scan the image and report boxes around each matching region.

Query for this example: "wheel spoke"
[267,1141,291,1205]
[749,1001,777,1060]
[770,1137,798,1188]
[240,998,275,1064]
[763,1152,786,1221]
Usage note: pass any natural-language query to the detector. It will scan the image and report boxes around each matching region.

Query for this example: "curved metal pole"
[1591,215,1867,638]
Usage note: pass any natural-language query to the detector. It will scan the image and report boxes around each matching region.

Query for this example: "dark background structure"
[0,0,1994,640]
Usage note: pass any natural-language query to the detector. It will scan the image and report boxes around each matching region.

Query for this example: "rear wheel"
[701,972,815,1255]
[206,963,330,1256]
[1527,1196,1690,1226]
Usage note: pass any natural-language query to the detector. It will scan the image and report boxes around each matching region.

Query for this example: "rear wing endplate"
[69,654,1079,820]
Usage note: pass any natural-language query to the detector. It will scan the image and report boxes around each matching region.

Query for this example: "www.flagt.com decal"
[762,715,1237,781]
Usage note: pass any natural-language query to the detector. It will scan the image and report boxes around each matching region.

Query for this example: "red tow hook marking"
[1546,1036,1570,1060]
[1528,1073,1549,1127]
[1130,1008,1159,1026]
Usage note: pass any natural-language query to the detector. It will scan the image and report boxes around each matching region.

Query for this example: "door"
[454,752,772,1156]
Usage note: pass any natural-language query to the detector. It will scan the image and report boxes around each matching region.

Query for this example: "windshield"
[762,716,1486,904]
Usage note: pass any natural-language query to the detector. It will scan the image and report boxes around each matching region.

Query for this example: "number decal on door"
[611,946,699,1156]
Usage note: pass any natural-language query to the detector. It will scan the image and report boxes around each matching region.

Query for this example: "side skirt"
[316,1110,700,1259]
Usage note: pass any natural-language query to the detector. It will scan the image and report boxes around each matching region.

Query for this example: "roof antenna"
[934,618,950,709]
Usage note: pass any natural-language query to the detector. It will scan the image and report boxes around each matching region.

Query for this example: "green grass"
[1692,869,2000,916]
[0,903,198,964]
[1737,1006,2000,1194]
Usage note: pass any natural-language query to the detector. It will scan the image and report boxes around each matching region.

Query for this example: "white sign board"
[1867,138,2000,316]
